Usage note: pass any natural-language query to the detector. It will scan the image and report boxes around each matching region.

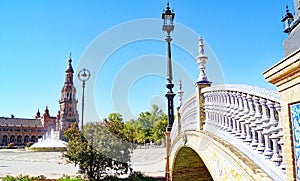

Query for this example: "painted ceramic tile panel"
[291,103,300,180]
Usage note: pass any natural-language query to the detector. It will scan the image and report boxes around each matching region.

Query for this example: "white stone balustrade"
[178,93,197,132]
[170,93,197,143]
[201,84,285,180]
[170,84,285,180]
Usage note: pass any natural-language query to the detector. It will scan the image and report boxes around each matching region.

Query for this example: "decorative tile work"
[203,146,248,181]
[291,102,300,180]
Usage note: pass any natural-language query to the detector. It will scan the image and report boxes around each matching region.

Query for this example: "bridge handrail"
[170,93,197,142]
[201,84,280,102]
[201,84,285,180]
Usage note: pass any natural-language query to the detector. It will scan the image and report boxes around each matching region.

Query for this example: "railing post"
[195,37,211,130]
[196,82,211,130]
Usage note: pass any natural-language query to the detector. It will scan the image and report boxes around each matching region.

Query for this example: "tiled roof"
[0,118,43,127]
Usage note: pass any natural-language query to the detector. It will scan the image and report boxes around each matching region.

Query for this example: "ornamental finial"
[196,37,209,83]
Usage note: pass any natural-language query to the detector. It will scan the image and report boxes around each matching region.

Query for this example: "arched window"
[24,136,29,143]
[2,135,8,145]
[10,135,15,143]
[17,135,22,144]
[31,136,36,142]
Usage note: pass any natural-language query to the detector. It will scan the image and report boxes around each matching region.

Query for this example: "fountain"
[28,129,67,151]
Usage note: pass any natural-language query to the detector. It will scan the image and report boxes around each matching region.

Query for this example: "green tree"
[151,114,168,144]
[122,104,167,144]
[123,119,137,143]
[64,123,131,180]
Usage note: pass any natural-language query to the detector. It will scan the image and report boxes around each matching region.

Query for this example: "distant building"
[0,57,79,146]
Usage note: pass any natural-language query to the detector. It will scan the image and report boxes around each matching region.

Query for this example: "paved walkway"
[0,147,165,179]
[0,150,79,179]
[130,147,165,177]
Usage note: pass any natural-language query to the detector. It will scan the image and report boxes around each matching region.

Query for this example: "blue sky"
[0,1,290,122]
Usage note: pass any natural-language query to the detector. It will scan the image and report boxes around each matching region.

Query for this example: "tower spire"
[196,37,209,83]
[66,53,74,73]
[35,109,41,119]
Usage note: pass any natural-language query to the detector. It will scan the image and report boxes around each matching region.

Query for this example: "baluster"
[243,94,255,144]
[223,92,231,131]
[275,102,283,134]
[220,91,226,129]
[269,102,283,166]
[224,91,231,131]
[231,92,239,135]
[208,93,213,127]
[250,96,261,149]
[216,92,221,127]
[255,98,268,154]
[270,133,282,166]
[267,100,278,128]
[236,92,245,137]
[211,93,217,127]
[227,92,235,132]
[278,137,286,173]
[261,100,272,159]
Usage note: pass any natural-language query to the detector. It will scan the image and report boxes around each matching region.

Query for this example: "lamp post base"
[165,131,171,181]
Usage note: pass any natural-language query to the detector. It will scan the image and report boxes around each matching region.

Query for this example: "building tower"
[41,106,56,132]
[57,56,79,135]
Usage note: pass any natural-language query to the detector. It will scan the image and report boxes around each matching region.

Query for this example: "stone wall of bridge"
[169,130,273,181]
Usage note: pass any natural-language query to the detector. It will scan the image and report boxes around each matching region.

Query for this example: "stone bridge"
[168,84,284,181]
[165,38,300,180]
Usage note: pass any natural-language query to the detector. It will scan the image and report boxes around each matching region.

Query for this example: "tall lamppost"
[78,68,91,133]
[162,2,175,132]
[162,2,175,180]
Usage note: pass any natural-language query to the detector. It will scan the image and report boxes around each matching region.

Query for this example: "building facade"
[0,57,79,146]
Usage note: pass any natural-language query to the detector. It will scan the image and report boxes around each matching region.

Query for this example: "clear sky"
[0,1,291,122]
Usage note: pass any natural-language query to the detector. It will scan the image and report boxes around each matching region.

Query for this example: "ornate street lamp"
[162,2,176,132]
[282,5,294,34]
[78,68,91,133]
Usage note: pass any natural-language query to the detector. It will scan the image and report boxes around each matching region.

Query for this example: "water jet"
[28,129,67,152]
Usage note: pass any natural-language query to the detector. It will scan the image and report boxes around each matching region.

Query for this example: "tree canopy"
[63,104,168,180]
[64,122,132,180]
[123,104,167,144]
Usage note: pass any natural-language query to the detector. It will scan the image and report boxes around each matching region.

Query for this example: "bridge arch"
[169,131,274,181]
[172,146,213,181]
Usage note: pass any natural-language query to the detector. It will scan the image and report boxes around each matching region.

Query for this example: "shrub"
[58,175,84,181]
[128,171,155,181]
[2,175,83,181]
[7,142,15,149]
[26,142,34,147]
